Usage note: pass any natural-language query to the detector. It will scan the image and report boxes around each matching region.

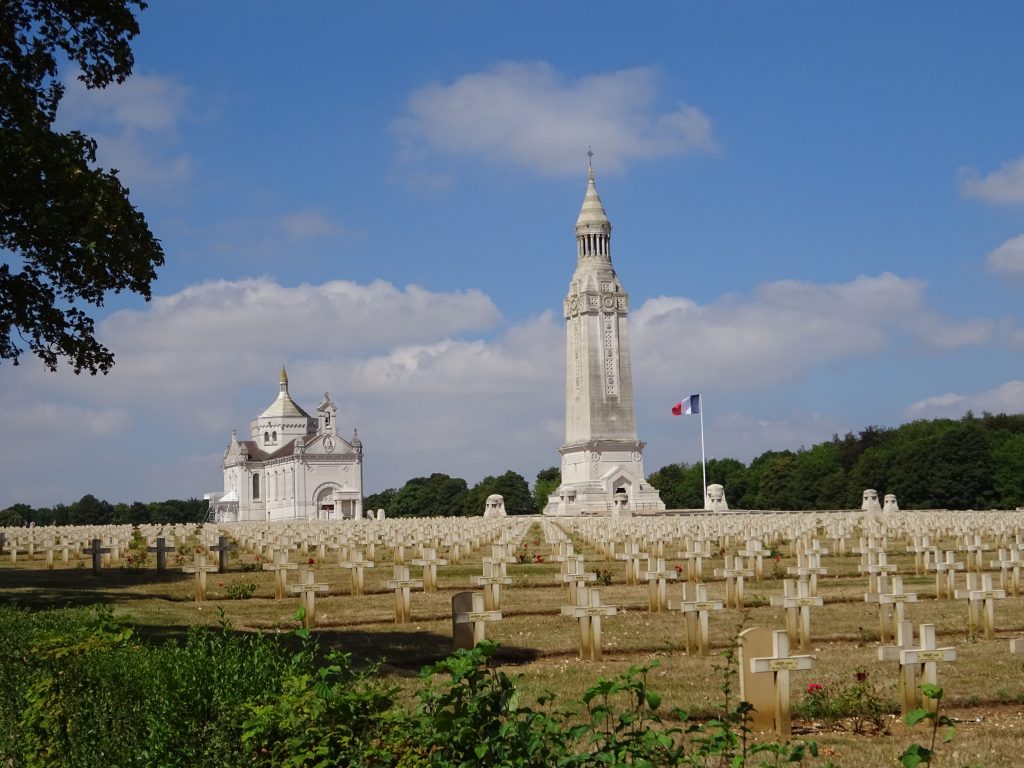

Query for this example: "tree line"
[4,413,1023,524]
[0,496,208,527]
[648,412,1024,511]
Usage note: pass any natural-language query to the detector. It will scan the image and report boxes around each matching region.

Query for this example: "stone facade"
[544,163,665,516]
[209,369,363,521]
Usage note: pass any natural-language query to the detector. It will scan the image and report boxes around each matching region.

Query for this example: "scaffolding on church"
[204,490,240,523]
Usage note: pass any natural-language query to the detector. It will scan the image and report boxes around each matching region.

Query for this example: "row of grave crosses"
[543,516,1024,737]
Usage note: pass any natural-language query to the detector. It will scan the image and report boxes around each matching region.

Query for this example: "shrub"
[795,668,895,733]
[225,581,257,600]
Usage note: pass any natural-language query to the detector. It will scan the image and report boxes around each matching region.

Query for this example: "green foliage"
[794,669,895,733]
[122,528,149,569]
[647,412,1024,510]
[899,684,955,768]
[533,466,561,511]
[1,495,210,526]
[467,470,537,515]
[242,633,399,768]
[225,581,257,599]
[1,0,164,373]
[0,610,840,768]
[363,488,398,515]
[389,473,472,517]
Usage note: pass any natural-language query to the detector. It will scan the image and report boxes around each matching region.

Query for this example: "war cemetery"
[6,4,1024,767]
[3,157,1024,767]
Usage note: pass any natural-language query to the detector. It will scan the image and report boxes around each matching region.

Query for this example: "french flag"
[671,394,700,416]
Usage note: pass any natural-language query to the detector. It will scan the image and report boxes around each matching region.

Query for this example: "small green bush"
[225,581,257,599]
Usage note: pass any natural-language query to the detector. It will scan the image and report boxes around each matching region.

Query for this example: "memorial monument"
[544,158,665,516]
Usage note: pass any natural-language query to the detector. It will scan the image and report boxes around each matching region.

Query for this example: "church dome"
[259,367,312,419]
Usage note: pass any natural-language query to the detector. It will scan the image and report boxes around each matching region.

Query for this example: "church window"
[272,430,277,442]
[252,473,260,499]
[325,412,330,426]
[264,431,269,444]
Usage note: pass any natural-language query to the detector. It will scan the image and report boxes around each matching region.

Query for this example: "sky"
[3,1,1024,507]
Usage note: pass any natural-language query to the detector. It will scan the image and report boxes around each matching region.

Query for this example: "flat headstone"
[738,626,775,732]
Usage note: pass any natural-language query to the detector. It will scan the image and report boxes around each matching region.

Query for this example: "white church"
[544,161,666,516]
[207,368,364,521]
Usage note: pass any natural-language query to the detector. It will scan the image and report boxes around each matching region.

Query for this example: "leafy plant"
[899,684,955,768]
[122,528,149,570]
[795,668,895,733]
[225,581,257,600]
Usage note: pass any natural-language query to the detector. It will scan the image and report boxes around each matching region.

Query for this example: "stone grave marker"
[956,572,1006,640]
[387,564,422,624]
[738,626,778,732]
[290,567,329,628]
[989,547,1023,596]
[82,538,110,576]
[339,548,374,596]
[209,535,235,573]
[771,579,821,651]
[899,623,956,712]
[668,582,723,656]
[182,551,219,602]
[262,548,299,599]
[411,547,447,592]
[931,551,965,599]
[147,537,175,574]
[878,619,917,715]
[561,587,617,661]
[749,629,815,738]
[643,556,677,612]
[876,576,917,643]
[475,559,512,611]
[452,591,501,649]
[715,554,753,608]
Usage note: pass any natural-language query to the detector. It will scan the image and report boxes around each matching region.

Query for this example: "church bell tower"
[544,158,665,516]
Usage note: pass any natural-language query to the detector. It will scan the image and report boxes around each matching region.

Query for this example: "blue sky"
[4,1,1024,506]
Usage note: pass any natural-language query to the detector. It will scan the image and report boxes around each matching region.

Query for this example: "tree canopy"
[648,412,1024,511]
[1,0,163,373]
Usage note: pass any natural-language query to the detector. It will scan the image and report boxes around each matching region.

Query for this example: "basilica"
[207,369,363,521]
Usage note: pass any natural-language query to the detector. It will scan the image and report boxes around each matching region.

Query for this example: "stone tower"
[543,161,665,516]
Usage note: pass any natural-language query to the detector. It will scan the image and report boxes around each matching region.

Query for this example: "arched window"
[272,430,277,442]
[252,473,260,499]
[264,431,269,444]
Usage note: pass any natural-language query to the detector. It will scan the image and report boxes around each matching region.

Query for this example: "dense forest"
[648,412,1024,511]
[3,413,1023,525]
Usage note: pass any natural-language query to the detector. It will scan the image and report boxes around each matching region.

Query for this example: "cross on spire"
[587,147,594,179]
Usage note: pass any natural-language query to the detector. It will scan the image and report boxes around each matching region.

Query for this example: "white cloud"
[630,272,991,394]
[986,234,1024,277]
[906,380,1024,418]
[960,156,1024,204]
[392,62,714,176]
[4,398,131,437]
[61,72,190,132]
[57,71,192,192]
[0,271,1000,507]
[279,210,344,239]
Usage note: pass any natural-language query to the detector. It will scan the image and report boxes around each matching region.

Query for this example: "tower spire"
[575,153,611,261]
[280,365,289,393]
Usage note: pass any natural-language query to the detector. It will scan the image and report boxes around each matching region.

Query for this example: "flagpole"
[699,393,707,509]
